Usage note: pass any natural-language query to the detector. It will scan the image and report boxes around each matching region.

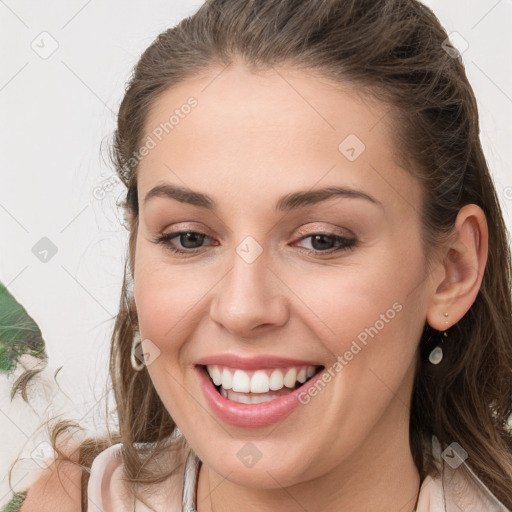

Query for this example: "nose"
[209,246,289,337]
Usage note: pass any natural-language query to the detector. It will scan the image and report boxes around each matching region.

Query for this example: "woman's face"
[133,62,433,487]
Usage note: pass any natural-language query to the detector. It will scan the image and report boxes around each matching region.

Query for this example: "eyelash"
[152,230,356,256]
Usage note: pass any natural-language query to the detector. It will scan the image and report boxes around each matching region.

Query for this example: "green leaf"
[1,491,26,512]
[0,281,47,374]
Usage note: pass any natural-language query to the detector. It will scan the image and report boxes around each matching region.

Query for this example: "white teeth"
[269,369,284,390]
[232,369,250,392]
[283,368,297,388]
[224,389,284,404]
[211,366,222,386]
[249,394,278,404]
[250,371,270,393]
[233,392,252,404]
[206,364,320,395]
[221,368,233,389]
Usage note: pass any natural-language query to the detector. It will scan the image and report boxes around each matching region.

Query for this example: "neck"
[195,392,420,512]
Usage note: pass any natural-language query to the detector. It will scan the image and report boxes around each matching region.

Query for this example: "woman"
[6,0,512,510]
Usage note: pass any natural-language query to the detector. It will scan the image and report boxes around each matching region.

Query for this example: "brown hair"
[8,0,512,508]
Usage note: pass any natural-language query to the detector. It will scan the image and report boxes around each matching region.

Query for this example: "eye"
[152,230,215,254]
[293,232,356,254]
[152,229,356,256]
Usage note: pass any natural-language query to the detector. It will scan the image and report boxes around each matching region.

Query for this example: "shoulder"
[87,437,192,512]
[19,441,82,512]
[416,461,509,512]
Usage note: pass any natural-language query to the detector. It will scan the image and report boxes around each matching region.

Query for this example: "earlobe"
[426,204,488,331]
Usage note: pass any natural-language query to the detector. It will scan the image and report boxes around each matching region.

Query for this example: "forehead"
[136,61,419,216]
[143,61,393,153]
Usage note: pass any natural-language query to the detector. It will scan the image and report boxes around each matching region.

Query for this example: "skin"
[132,61,488,512]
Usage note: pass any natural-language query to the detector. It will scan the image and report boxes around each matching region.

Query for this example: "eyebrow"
[143,183,383,211]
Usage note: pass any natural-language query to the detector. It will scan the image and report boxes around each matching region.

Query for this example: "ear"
[425,204,488,330]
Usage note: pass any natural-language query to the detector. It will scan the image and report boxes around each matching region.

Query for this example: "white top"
[86,434,509,512]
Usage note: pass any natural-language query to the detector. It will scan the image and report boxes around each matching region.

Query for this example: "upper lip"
[195,354,324,370]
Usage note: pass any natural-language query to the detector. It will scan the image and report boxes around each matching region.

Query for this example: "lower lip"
[196,365,325,428]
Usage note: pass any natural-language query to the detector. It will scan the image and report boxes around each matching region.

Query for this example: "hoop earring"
[429,330,447,365]
[130,335,145,371]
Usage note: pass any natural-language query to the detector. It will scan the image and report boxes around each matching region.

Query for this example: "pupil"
[312,234,334,250]
[181,232,204,249]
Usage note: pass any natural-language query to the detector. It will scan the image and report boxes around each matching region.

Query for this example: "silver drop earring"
[429,313,449,365]
[428,340,444,365]
[131,335,145,371]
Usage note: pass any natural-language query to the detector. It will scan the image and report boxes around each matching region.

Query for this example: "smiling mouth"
[199,364,325,405]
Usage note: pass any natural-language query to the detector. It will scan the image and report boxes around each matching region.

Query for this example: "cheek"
[133,242,214,349]
[133,225,425,359]
[296,242,425,371]
[293,259,410,337]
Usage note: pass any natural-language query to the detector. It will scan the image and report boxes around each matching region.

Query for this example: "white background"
[1,0,511,502]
